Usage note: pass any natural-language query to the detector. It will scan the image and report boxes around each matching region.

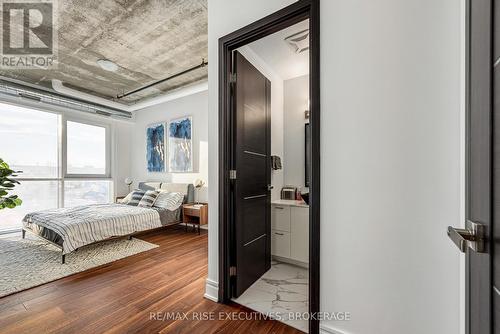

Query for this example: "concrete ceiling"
[247,19,309,80]
[0,0,208,105]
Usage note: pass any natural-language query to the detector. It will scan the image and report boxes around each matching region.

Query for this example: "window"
[0,104,113,233]
[0,181,60,232]
[64,180,112,207]
[0,105,60,232]
[0,104,59,178]
[66,121,107,176]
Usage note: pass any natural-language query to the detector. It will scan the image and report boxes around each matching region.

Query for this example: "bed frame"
[22,221,183,264]
[22,182,195,264]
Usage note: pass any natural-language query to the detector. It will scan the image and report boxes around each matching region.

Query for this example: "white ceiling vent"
[284,29,309,54]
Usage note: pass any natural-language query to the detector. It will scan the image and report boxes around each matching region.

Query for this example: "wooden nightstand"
[182,203,208,234]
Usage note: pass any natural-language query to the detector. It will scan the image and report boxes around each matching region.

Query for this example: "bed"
[22,182,194,263]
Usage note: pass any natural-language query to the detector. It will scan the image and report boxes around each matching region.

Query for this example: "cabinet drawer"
[272,205,290,232]
[271,230,290,258]
[184,208,200,217]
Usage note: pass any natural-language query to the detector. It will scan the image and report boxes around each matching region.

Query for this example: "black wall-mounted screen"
[305,122,310,187]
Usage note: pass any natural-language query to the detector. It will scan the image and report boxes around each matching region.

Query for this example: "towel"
[271,155,282,170]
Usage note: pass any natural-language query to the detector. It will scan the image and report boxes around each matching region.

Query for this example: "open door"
[218,2,320,332]
[230,51,272,297]
[448,0,493,333]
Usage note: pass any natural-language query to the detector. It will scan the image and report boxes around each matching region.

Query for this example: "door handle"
[447,220,485,253]
[267,184,274,191]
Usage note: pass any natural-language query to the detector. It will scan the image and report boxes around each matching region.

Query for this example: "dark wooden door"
[449,1,496,332]
[467,0,492,333]
[232,51,271,297]
[492,0,500,332]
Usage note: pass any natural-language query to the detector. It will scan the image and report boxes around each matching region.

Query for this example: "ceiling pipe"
[117,58,208,99]
[0,78,132,119]
[51,79,130,111]
[51,79,208,112]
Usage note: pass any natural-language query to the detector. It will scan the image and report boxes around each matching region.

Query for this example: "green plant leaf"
[0,158,22,211]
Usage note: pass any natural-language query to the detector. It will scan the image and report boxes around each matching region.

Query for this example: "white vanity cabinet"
[290,206,309,263]
[272,205,291,232]
[271,200,309,265]
[271,229,291,258]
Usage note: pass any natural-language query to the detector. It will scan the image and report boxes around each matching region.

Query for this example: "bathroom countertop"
[271,199,309,208]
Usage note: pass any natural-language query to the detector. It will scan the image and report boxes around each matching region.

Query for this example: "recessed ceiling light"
[284,29,310,54]
[97,59,119,72]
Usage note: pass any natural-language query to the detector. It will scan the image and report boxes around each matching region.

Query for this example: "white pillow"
[119,191,133,204]
[154,191,184,211]
[138,190,160,208]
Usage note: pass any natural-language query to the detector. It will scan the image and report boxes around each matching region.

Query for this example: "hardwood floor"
[0,227,304,334]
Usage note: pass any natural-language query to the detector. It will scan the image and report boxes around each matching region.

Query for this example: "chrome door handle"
[267,184,274,191]
[447,220,485,253]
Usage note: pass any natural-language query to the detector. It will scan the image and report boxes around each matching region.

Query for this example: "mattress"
[23,205,182,249]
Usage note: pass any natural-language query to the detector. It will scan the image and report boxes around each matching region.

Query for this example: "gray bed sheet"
[154,206,182,225]
[24,205,182,247]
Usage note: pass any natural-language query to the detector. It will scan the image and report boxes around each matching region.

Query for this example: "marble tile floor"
[233,261,309,333]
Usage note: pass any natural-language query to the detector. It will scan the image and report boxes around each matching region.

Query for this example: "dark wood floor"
[0,227,303,334]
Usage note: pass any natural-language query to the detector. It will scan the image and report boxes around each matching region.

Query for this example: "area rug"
[0,235,158,298]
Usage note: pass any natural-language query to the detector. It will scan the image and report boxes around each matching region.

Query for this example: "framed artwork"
[168,116,192,172]
[146,123,165,172]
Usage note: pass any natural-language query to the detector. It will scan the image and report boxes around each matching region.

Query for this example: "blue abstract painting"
[146,123,165,172]
[168,117,192,172]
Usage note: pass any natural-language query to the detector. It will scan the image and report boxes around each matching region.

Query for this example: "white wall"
[113,121,133,197]
[283,74,309,191]
[321,1,461,333]
[130,90,209,202]
[207,1,463,334]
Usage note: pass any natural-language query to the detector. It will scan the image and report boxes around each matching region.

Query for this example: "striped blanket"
[23,204,162,254]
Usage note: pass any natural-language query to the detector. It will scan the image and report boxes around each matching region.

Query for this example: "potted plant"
[0,158,22,210]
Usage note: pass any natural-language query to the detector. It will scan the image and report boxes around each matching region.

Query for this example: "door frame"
[218,0,321,333]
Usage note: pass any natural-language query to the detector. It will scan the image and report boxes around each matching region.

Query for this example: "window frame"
[0,103,115,234]
[62,115,112,179]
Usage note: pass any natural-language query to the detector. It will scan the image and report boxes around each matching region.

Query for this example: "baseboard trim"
[320,323,347,334]
[204,278,219,302]
[272,255,308,269]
